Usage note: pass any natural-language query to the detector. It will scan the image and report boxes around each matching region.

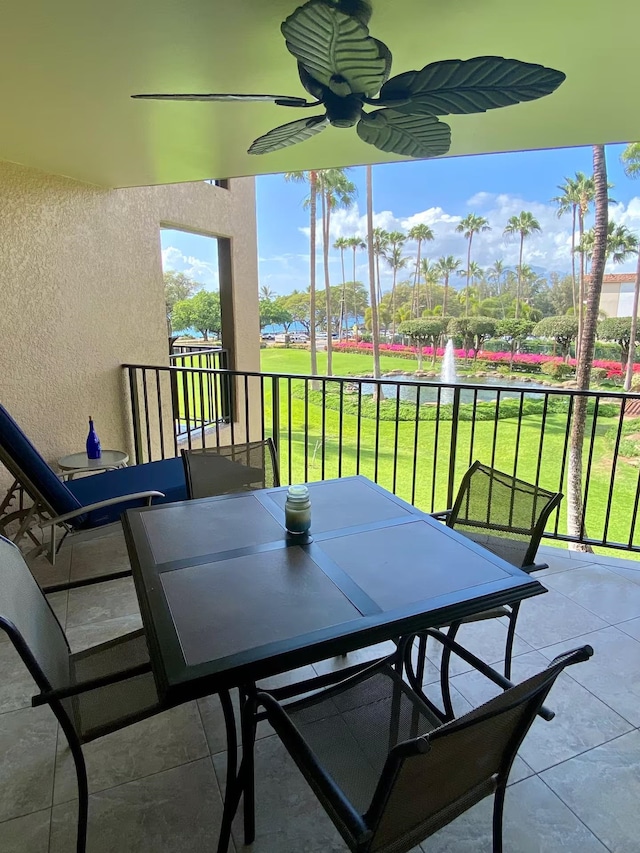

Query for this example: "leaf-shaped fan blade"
[131,93,311,107]
[357,110,451,158]
[379,57,565,115]
[248,115,328,155]
[281,1,389,98]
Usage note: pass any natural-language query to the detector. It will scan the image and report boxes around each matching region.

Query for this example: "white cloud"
[161,246,219,289]
[262,192,640,296]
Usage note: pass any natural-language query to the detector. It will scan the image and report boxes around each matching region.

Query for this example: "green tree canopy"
[467,316,497,355]
[495,318,534,368]
[163,270,203,334]
[598,316,639,369]
[533,315,579,359]
[398,317,447,368]
[259,297,293,331]
[171,290,221,341]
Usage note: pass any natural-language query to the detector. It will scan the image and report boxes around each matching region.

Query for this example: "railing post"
[127,367,145,465]
[446,386,461,509]
[271,376,280,453]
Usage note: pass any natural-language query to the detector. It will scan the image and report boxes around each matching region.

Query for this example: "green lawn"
[259,348,639,558]
[175,347,640,557]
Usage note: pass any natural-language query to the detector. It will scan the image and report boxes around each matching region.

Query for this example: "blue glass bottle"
[86,417,102,460]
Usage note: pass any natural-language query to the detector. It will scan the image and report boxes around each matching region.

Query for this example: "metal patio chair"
[425,460,563,681]
[0,534,233,853]
[233,631,592,853]
[181,438,280,499]
[0,403,187,584]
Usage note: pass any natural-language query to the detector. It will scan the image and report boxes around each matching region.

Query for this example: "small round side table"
[58,450,129,480]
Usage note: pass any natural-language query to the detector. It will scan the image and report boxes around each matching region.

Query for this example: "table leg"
[216,689,239,853]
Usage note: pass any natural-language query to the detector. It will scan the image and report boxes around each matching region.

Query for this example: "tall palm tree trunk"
[568,145,608,552]
[339,246,347,342]
[516,234,524,318]
[577,209,586,362]
[571,204,577,312]
[625,248,640,391]
[309,171,319,383]
[465,236,473,317]
[322,188,333,376]
[351,246,358,339]
[413,239,422,317]
[366,166,383,399]
[391,268,397,339]
[443,273,449,316]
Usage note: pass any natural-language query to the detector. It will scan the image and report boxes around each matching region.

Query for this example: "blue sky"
[162,143,640,296]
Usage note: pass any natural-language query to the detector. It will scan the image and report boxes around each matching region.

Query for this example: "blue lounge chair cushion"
[0,404,82,518]
[67,457,187,527]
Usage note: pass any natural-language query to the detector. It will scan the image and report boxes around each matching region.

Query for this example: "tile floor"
[2,529,640,852]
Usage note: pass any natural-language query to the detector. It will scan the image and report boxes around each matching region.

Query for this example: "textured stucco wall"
[0,161,259,480]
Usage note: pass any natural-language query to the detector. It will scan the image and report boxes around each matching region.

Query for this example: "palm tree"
[366,166,383,397]
[333,236,350,341]
[385,246,408,337]
[487,259,507,317]
[407,224,434,317]
[259,284,276,301]
[420,258,440,312]
[318,169,357,375]
[575,172,596,358]
[345,235,366,333]
[456,214,491,317]
[385,231,406,337]
[503,211,542,319]
[435,255,461,316]
[552,176,580,312]
[284,170,319,379]
[621,143,640,390]
[577,222,638,269]
[372,228,390,305]
[568,146,609,552]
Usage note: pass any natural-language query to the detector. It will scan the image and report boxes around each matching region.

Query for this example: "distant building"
[589,273,638,317]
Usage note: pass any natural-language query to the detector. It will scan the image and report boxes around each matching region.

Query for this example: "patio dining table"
[122,474,547,849]
[123,473,547,703]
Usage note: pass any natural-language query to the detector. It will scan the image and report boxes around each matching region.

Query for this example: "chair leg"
[503,604,520,681]
[217,690,239,853]
[492,781,507,853]
[66,731,89,853]
[240,687,258,845]
[441,622,461,721]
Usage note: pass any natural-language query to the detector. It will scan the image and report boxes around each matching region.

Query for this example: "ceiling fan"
[132,0,565,160]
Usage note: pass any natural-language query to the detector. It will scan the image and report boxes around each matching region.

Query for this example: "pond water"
[359,374,549,405]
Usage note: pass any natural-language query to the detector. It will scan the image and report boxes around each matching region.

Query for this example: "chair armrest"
[256,691,372,843]
[38,491,165,527]
[32,661,152,706]
[429,509,451,521]
[407,629,554,722]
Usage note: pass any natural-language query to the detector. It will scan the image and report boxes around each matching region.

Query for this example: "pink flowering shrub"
[331,341,639,380]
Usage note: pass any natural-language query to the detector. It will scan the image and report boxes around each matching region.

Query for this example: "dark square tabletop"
[123,476,546,703]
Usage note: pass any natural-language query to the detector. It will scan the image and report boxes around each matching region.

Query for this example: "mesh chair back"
[448,461,562,568]
[182,439,280,499]
[367,647,590,852]
[0,536,73,717]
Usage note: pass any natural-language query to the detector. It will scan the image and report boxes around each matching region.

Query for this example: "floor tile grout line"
[536,772,614,852]
[50,752,222,809]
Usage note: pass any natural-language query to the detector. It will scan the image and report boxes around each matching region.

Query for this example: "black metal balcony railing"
[165,347,231,436]
[123,361,640,555]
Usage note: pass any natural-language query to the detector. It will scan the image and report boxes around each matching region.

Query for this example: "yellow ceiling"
[2,0,639,187]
